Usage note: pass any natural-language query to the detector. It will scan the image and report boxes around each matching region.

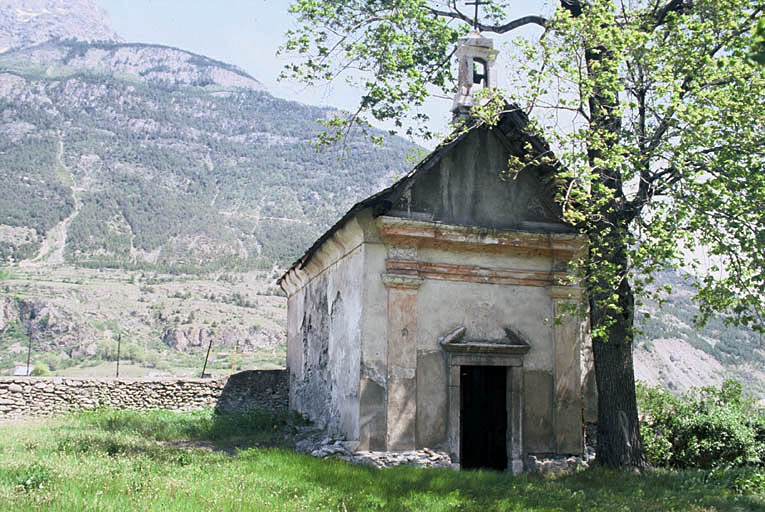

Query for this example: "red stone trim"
[378,216,584,259]
[386,260,558,287]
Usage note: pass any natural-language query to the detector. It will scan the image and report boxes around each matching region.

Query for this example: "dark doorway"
[460,365,507,470]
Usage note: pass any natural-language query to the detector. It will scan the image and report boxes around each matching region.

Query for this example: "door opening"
[460,365,507,470]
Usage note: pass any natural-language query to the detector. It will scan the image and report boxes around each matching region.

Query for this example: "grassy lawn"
[0,409,762,511]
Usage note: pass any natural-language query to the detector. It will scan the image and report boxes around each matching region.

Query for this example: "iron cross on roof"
[465,0,490,30]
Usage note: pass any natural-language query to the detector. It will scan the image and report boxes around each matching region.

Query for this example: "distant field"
[48,357,282,378]
[0,265,287,378]
[0,409,762,511]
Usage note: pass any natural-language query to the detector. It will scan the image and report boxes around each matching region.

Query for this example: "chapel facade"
[278,32,596,472]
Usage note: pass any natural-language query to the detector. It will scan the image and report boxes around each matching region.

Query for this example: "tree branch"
[651,0,692,27]
[425,6,548,33]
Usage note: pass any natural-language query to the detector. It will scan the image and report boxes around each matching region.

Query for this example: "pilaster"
[382,272,422,450]
[550,285,584,455]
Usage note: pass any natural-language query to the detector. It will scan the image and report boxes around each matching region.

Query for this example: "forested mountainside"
[0,1,416,376]
[0,38,414,271]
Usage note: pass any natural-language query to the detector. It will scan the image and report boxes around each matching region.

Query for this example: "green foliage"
[512,0,764,336]
[733,469,765,495]
[30,360,51,377]
[751,17,765,66]
[122,343,145,364]
[638,380,765,469]
[10,463,51,491]
[0,319,30,346]
[97,339,119,361]
[281,0,464,140]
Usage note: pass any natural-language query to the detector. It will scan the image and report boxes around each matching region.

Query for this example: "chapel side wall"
[284,222,364,440]
[358,232,389,451]
[326,245,364,440]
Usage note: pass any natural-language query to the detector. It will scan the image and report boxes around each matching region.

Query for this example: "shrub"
[637,380,765,469]
[30,360,50,376]
[98,339,119,361]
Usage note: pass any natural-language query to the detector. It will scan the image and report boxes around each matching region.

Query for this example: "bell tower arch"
[451,31,499,121]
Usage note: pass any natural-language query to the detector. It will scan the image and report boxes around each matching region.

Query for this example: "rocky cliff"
[0,0,122,52]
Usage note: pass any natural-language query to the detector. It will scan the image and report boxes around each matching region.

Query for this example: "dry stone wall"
[0,369,288,420]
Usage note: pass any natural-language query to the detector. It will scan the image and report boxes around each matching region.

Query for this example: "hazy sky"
[95,0,551,140]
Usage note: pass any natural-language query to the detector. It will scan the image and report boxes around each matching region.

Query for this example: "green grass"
[0,409,762,511]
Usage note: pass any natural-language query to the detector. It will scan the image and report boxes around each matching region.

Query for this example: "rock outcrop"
[162,324,282,352]
[0,0,123,52]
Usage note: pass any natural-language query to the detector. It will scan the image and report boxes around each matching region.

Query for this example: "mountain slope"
[0,0,121,52]
[0,39,414,271]
[634,272,765,398]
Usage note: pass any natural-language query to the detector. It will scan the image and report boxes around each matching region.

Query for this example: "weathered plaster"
[415,349,448,448]
[359,240,388,450]
[524,369,555,453]
[383,273,421,450]
[551,286,585,454]
[378,215,583,259]
[282,219,365,440]
[417,246,553,272]
[416,279,554,370]
[391,130,566,232]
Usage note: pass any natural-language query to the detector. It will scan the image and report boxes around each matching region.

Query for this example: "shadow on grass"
[288,451,765,511]
[62,406,306,453]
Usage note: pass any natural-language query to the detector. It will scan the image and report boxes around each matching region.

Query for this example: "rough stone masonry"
[0,369,288,420]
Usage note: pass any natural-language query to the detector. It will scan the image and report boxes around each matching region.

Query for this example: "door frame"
[442,342,529,474]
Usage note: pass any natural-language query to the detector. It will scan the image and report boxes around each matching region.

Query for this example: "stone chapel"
[278,31,596,473]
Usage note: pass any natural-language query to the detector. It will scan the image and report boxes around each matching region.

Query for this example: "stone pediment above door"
[439,326,531,358]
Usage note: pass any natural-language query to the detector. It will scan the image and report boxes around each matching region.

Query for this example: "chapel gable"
[388,123,569,232]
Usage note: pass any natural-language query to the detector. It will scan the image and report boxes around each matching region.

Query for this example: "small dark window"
[473,58,487,86]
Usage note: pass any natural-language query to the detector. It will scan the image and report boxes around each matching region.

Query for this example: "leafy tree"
[752,17,765,65]
[283,0,764,469]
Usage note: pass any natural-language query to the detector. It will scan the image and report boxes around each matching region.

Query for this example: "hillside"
[0,2,416,378]
[0,39,414,271]
[0,266,286,377]
[634,272,765,398]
